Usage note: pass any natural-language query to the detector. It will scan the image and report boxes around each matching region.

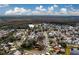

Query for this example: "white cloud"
[70,7,76,12]
[59,7,79,15]
[4,5,79,16]
[32,6,54,15]
[47,6,54,15]
[32,10,41,15]
[32,10,47,15]
[5,7,31,15]
[32,5,47,15]
[68,11,79,15]
[35,5,46,11]
[48,6,54,11]
[60,8,67,14]
[66,5,72,8]
[53,4,58,8]
[0,4,9,7]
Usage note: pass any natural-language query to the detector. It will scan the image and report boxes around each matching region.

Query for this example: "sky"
[0,4,79,16]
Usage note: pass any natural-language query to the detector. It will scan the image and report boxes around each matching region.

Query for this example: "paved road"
[43,31,50,53]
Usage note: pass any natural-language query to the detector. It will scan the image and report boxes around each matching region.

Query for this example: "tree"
[21,39,37,50]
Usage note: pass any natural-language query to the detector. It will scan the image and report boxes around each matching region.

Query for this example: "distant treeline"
[0,16,79,23]
[0,23,30,29]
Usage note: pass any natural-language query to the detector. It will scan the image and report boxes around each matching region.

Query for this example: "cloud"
[5,7,31,15]
[48,6,54,11]
[4,5,79,16]
[59,7,79,15]
[60,8,67,14]
[35,5,46,11]
[32,5,47,15]
[32,10,47,15]
[0,4,9,7]
[68,11,79,15]
[32,5,54,15]
[65,5,72,8]
[47,6,54,15]
[53,4,58,8]
[32,10,41,15]
[70,7,76,12]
